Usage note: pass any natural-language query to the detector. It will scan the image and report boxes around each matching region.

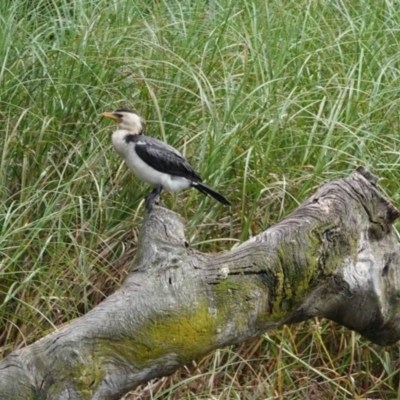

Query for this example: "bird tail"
[192,182,231,206]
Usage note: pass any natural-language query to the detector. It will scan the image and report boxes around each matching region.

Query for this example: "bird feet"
[145,185,163,211]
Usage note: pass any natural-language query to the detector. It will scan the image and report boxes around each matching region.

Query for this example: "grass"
[1,0,400,398]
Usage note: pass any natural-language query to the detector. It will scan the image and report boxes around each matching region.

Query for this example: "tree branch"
[1,167,400,400]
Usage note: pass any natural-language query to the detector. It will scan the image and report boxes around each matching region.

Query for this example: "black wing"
[134,136,202,182]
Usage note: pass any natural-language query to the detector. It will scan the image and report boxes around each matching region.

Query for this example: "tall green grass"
[1,0,400,398]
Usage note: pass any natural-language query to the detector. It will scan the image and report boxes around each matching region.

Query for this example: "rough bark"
[1,167,400,400]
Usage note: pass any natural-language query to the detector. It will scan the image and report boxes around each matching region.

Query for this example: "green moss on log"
[98,303,221,368]
[74,354,105,399]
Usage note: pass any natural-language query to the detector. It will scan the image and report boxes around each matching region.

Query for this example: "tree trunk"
[1,167,400,400]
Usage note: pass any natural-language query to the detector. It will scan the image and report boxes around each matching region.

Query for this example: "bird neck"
[111,129,137,157]
[120,129,143,135]
[118,122,143,134]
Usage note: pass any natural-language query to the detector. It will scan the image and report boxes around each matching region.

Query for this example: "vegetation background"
[1,0,400,398]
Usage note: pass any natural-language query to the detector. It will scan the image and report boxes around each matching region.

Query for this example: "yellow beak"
[102,112,120,122]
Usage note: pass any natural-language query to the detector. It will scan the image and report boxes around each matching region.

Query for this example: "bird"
[102,108,231,210]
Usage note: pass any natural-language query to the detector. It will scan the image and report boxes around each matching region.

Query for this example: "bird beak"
[102,112,121,123]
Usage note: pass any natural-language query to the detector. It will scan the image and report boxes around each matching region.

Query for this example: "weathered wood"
[1,167,400,400]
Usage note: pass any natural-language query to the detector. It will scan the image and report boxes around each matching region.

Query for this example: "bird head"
[102,109,144,134]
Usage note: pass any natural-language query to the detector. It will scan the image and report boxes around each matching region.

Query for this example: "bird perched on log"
[102,109,231,210]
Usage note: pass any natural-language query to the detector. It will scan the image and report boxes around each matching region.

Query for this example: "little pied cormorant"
[102,109,231,210]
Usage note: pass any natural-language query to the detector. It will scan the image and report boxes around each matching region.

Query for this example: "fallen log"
[1,167,399,400]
